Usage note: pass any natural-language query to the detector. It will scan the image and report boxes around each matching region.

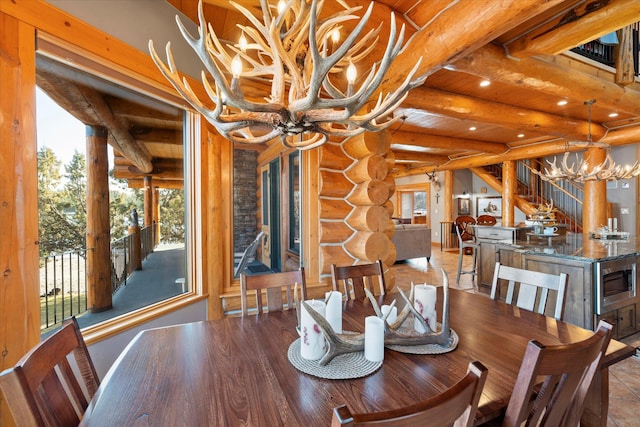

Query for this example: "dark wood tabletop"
[81,289,635,427]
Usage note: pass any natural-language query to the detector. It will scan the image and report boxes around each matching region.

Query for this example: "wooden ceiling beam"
[391,131,507,154]
[392,151,450,164]
[404,87,605,141]
[452,43,640,117]
[37,68,153,173]
[113,156,184,170]
[127,179,184,190]
[112,165,183,180]
[382,0,566,92]
[130,128,183,145]
[393,124,640,176]
[506,0,640,58]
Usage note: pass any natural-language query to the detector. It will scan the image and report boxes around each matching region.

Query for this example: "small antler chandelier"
[538,99,640,183]
[149,0,426,150]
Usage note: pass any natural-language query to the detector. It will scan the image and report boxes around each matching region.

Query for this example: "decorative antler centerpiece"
[298,269,453,366]
[149,0,426,150]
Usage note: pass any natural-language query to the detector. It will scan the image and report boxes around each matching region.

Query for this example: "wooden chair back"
[0,317,100,426]
[240,268,307,316]
[454,215,476,241]
[332,361,488,427]
[331,260,386,301]
[476,214,497,226]
[503,320,613,427]
[490,262,568,320]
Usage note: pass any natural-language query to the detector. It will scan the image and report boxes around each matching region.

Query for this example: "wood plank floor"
[389,246,640,427]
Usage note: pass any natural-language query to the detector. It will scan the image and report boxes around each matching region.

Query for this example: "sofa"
[392,224,431,262]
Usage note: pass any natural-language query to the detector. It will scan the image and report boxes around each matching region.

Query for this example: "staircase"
[471,160,583,232]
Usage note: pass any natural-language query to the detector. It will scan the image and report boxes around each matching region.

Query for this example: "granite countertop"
[506,232,640,262]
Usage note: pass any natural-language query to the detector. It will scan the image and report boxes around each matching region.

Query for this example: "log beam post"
[0,18,40,427]
[144,176,153,228]
[153,187,160,245]
[86,125,112,313]
[444,170,453,222]
[583,147,608,235]
[502,161,517,227]
[128,225,142,270]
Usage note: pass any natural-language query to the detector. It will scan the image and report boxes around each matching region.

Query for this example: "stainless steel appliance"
[594,257,638,315]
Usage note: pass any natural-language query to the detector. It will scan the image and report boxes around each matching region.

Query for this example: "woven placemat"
[288,338,382,380]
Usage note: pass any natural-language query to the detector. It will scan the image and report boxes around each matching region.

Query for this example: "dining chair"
[476,214,497,226]
[502,320,613,427]
[331,361,488,426]
[240,268,307,315]
[455,224,478,285]
[490,262,568,320]
[0,317,100,426]
[331,260,386,301]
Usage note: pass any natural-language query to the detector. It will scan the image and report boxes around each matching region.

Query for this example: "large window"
[35,37,198,335]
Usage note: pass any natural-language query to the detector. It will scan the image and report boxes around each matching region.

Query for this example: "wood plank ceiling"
[38,0,640,187]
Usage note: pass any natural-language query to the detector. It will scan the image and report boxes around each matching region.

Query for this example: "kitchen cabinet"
[598,303,637,340]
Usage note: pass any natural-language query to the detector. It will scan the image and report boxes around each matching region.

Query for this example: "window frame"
[35,33,207,345]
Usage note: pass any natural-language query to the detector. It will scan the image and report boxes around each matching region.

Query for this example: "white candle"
[364,316,384,362]
[614,218,618,232]
[608,217,613,231]
[381,305,397,325]
[325,291,343,333]
[300,300,326,360]
[414,284,437,333]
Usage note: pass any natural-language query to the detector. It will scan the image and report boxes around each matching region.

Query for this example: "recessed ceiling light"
[608,112,619,118]
[557,100,568,106]
[469,126,477,131]
[517,133,525,138]
[479,80,490,87]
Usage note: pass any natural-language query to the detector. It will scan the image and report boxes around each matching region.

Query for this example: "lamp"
[149,0,426,150]
[537,99,640,182]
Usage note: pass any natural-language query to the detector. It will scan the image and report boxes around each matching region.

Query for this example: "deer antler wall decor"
[149,0,426,150]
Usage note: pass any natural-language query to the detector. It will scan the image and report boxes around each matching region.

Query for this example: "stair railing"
[518,159,584,232]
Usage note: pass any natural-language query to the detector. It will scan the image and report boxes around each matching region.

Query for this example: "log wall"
[318,132,396,286]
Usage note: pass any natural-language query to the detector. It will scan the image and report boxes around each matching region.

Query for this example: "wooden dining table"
[80,289,635,426]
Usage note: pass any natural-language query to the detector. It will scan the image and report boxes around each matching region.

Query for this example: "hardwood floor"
[389,246,640,427]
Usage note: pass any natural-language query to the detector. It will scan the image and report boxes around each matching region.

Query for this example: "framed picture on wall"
[457,197,470,215]
[477,196,502,218]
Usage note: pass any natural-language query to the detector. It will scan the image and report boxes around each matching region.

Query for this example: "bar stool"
[456,224,478,285]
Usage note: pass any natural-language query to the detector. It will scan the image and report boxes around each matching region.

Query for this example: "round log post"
[144,176,153,227]
[128,225,142,270]
[86,125,112,312]
[345,154,388,183]
[583,147,608,234]
[153,187,160,245]
[502,160,516,227]
[346,206,390,232]
[344,231,392,261]
[347,179,390,206]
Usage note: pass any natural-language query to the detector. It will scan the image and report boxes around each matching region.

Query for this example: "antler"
[149,0,426,149]
[300,269,453,365]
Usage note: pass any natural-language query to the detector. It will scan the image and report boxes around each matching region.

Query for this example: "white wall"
[47,0,202,79]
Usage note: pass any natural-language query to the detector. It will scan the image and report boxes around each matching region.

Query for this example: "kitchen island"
[475,227,640,338]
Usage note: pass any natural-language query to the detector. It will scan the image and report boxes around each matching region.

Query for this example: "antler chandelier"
[537,99,640,183]
[149,0,426,150]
